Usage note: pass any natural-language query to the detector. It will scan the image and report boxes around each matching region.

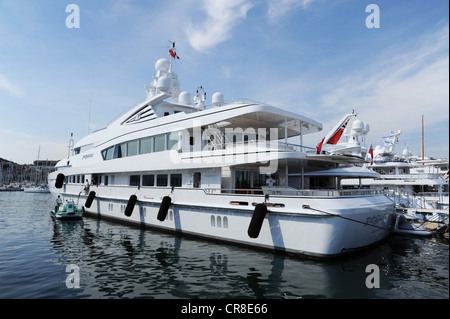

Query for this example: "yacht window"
[140,137,153,154]
[253,171,267,188]
[154,134,166,152]
[114,143,126,159]
[130,175,140,186]
[170,174,182,187]
[193,172,201,188]
[127,140,139,157]
[142,174,154,186]
[167,132,179,150]
[235,171,250,189]
[157,174,168,186]
[92,175,100,185]
[102,146,114,160]
[104,175,109,186]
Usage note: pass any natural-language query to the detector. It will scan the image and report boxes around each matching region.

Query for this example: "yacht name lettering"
[82,153,93,160]
[365,213,388,226]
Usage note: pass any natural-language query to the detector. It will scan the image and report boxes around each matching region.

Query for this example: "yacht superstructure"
[48,50,394,258]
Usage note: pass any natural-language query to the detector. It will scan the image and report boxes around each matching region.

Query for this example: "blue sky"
[0,0,448,164]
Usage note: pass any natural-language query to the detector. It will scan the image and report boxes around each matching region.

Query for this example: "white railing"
[183,139,315,154]
[204,187,385,197]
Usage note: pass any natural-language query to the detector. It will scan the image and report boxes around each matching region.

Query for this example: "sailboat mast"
[421,114,424,164]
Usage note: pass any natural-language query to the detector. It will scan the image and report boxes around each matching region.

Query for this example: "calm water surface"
[0,192,448,299]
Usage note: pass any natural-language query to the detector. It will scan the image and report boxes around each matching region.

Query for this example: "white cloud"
[0,74,24,98]
[319,26,449,140]
[186,0,254,51]
[267,0,314,25]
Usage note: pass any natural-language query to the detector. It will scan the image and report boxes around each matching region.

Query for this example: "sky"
[0,0,448,164]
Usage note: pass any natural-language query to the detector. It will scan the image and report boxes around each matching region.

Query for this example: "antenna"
[68,133,74,159]
[88,70,94,134]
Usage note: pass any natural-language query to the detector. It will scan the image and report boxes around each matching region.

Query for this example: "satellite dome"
[352,119,364,132]
[172,78,180,89]
[212,92,224,106]
[156,75,172,92]
[155,58,170,73]
[178,91,191,105]
[362,122,370,134]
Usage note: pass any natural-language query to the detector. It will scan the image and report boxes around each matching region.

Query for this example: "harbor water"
[0,192,448,300]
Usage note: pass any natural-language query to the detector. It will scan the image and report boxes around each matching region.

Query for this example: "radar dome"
[155,58,170,73]
[352,119,364,132]
[156,75,172,92]
[362,122,370,134]
[402,149,409,156]
[212,92,224,106]
[179,91,191,105]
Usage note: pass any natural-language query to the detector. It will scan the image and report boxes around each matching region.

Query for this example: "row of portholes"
[140,207,174,221]
[211,215,228,229]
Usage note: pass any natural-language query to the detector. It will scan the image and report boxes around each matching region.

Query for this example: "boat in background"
[0,184,23,192]
[24,184,50,193]
[338,128,448,235]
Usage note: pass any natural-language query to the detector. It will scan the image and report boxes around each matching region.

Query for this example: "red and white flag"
[169,41,180,59]
[316,112,356,154]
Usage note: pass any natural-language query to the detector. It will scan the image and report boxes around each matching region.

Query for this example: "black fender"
[84,191,96,208]
[157,196,172,221]
[124,195,138,217]
[248,204,267,238]
[55,173,65,189]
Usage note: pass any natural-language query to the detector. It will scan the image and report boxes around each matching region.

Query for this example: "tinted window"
[142,174,154,186]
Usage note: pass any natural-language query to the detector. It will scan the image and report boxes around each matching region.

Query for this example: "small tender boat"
[51,200,83,220]
[392,212,431,236]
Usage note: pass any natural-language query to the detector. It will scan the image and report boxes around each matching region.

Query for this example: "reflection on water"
[0,192,448,299]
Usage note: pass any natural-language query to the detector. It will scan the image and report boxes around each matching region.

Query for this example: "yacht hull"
[50,186,394,258]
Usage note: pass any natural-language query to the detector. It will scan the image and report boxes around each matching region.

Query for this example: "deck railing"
[204,187,385,197]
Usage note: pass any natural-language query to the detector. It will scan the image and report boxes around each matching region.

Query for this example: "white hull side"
[50,185,394,258]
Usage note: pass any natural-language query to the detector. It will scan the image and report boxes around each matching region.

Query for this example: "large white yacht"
[48,49,394,258]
